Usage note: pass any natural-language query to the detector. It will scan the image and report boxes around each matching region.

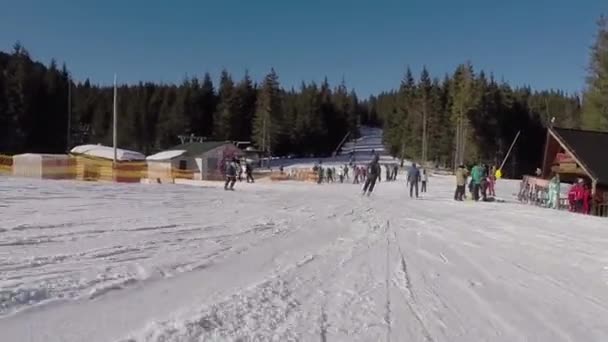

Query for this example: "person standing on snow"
[245,162,255,183]
[393,164,399,181]
[362,155,381,196]
[224,158,238,190]
[470,163,484,201]
[488,165,497,197]
[408,163,421,198]
[454,165,467,201]
[338,166,344,183]
[548,174,560,209]
[421,168,428,193]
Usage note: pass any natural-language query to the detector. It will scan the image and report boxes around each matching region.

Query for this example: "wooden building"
[145,142,243,182]
[70,144,146,183]
[12,154,75,179]
[541,127,608,216]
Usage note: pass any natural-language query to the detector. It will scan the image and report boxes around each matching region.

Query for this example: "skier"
[548,174,560,209]
[224,158,238,191]
[238,161,244,182]
[393,164,399,181]
[408,163,421,198]
[480,165,489,201]
[454,165,467,201]
[246,162,255,183]
[362,155,381,196]
[488,165,497,197]
[317,166,324,184]
[470,163,484,201]
[583,182,592,214]
[421,168,428,193]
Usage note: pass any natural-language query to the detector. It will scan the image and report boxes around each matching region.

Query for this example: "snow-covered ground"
[2,174,608,342]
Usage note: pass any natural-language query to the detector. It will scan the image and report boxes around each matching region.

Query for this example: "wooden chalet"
[542,127,608,216]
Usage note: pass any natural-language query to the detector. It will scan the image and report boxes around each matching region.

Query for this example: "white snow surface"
[2,174,608,342]
[146,150,187,161]
[70,144,146,161]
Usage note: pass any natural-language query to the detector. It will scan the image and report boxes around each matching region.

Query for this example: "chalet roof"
[169,141,238,156]
[70,144,145,161]
[551,127,608,186]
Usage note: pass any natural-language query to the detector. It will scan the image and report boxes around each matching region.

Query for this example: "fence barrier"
[0,154,12,175]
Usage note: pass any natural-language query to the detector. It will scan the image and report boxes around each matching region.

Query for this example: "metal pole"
[67,75,71,152]
[262,113,266,168]
[499,130,521,171]
[113,74,117,167]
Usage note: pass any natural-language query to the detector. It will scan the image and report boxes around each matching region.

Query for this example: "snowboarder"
[421,168,428,193]
[362,155,381,196]
[224,158,238,190]
[454,165,467,201]
[408,163,421,198]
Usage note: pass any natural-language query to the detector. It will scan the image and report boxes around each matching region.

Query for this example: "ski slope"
[2,175,608,342]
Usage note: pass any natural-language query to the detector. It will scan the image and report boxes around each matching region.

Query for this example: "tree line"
[375,64,583,174]
[0,15,606,176]
[0,44,367,157]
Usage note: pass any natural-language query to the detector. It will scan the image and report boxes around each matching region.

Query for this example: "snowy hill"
[270,126,399,169]
[339,126,388,157]
[2,175,608,341]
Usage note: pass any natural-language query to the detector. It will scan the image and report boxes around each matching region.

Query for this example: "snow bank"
[70,144,145,161]
[146,150,186,161]
[2,176,608,342]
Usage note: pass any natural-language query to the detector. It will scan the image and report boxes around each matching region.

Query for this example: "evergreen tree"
[450,62,479,165]
[583,15,608,130]
[253,69,282,156]
[234,71,257,140]
[214,70,236,140]
[198,73,217,138]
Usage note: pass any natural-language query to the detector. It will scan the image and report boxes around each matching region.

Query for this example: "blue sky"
[0,0,605,97]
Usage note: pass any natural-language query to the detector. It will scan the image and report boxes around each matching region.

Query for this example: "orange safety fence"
[0,154,12,175]
[270,168,317,182]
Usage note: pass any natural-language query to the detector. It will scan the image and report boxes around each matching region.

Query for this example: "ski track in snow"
[2,175,608,341]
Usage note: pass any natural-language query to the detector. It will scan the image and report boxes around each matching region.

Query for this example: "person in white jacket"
[421,168,429,193]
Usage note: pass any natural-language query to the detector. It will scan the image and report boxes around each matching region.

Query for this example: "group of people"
[567,178,593,214]
[224,158,255,191]
[313,162,400,185]
[454,163,498,201]
[361,155,428,197]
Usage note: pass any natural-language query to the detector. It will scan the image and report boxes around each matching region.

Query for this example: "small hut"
[12,153,75,179]
[70,144,146,183]
[541,127,608,216]
[145,142,243,182]
[145,149,190,183]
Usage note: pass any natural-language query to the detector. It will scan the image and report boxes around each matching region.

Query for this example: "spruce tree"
[253,69,282,157]
[214,70,236,140]
[234,71,257,140]
[582,15,608,130]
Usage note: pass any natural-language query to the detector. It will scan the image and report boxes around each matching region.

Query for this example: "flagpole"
[113,74,117,167]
